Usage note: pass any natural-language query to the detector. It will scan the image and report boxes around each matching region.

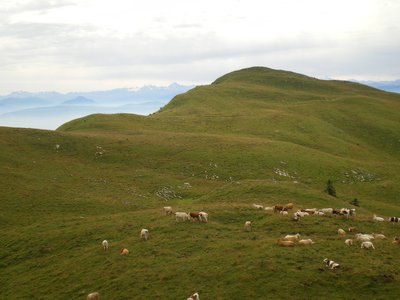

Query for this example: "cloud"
[0,0,400,93]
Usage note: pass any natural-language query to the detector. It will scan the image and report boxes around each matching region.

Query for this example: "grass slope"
[2,67,400,299]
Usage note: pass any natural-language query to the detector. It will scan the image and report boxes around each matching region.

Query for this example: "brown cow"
[274,204,284,213]
[284,203,294,210]
[189,212,201,221]
[120,248,129,255]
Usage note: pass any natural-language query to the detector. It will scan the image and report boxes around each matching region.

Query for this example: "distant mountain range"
[356,80,400,93]
[0,79,398,130]
[0,83,194,130]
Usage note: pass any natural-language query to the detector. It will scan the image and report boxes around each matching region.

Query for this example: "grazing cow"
[345,239,353,246]
[361,241,375,250]
[295,211,309,217]
[277,239,295,247]
[187,292,200,300]
[264,206,274,212]
[337,229,346,237]
[189,212,201,221]
[372,233,386,239]
[102,240,109,251]
[388,217,400,223]
[252,203,264,210]
[163,206,173,215]
[284,203,294,210]
[120,248,129,255]
[373,214,384,222]
[274,204,284,212]
[320,208,333,215]
[87,292,100,300]
[340,208,356,218]
[355,234,373,242]
[298,239,314,245]
[392,237,400,245]
[199,211,208,222]
[283,233,300,241]
[175,212,190,222]
[323,258,340,269]
[244,221,252,232]
[140,228,149,240]
[340,208,350,217]
[302,208,317,214]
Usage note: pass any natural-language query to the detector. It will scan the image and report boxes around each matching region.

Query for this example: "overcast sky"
[1,0,399,94]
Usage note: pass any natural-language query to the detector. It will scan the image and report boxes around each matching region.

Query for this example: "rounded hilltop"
[212,66,313,85]
[211,66,378,94]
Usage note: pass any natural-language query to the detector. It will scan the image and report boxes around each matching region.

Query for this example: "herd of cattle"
[250,202,400,271]
[86,202,400,299]
[87,206,206,299]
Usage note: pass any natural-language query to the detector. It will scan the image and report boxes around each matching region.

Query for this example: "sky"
[1,0,399,94]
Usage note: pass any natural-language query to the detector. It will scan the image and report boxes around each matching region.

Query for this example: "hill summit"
[59,67,400,160]
[161,66,383,114]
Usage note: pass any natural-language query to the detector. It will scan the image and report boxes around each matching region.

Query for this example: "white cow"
[320,208,333,214]
[87,292,100,300]
[373,233,386,239]
[355,234,374,242]
[163,206,173,215]
[187,292,200,300]
[323,258,339,269]
[140,228,149,240]
[345,239,353,246]
[199,211,208,222]
[175,212,190,222]
[298,239,314,245]
[361,241,375,250]
[295,211,309,217]
[372,214,384,222]
[244,221,252,231]
[283,233,300,241]
[252,204,264,210]
[102,240,109,251]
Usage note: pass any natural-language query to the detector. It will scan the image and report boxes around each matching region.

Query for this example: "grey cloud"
[1,16,400,93]
[3,28,400,80]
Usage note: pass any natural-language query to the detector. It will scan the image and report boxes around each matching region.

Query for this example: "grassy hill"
[2,67,400,299]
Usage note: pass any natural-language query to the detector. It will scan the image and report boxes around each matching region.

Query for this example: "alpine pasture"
[1,67,400,299]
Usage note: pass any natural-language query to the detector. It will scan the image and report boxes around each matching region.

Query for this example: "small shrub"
[350,198,360,207]
[325,179,336,197]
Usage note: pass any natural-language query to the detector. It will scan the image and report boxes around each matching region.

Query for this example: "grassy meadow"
[1,67,400,299]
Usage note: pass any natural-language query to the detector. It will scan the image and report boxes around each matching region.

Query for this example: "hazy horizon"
[0,82,194,130]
